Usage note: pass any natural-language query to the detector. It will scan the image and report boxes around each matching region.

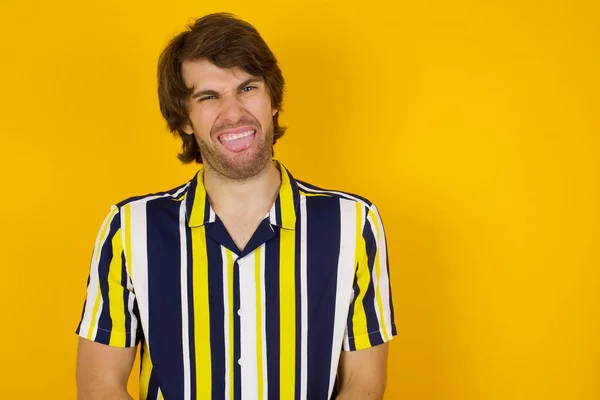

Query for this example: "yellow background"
[0,0,598,398]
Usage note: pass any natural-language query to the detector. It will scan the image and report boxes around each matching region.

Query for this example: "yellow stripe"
[108,229,127,347]
[226,249,235,400]
[298,191,330,197]
[353,203,372,350]
[188,166,209,227]
[139,340,152,400]
[279,222,296,397]
[279,165,297,228]
[191,226,212,398]
[255,247,264,399]
[368,208,390,342]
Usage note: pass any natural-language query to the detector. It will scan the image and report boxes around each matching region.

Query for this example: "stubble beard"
[196,120,275,181]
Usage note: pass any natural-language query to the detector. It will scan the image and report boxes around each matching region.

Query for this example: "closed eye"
[198,95,217,102]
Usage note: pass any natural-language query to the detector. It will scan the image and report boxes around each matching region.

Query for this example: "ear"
[182,121,194,135]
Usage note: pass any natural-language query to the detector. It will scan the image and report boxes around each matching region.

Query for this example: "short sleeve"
[76,205,140,347]
[343,204,397,351]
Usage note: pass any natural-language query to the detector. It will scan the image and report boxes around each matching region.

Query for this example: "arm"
[76,338,136,400]
[338,203,396,398]
[75,205,141,399]
[336,343,389,400]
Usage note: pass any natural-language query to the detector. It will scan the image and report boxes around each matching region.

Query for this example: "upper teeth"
[220,130,255,142]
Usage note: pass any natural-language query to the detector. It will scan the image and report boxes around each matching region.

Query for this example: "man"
[76,12,396,400]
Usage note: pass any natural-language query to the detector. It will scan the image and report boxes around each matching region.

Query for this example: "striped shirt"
[76,160,396,400]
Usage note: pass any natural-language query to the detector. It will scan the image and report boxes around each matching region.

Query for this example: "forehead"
[181,59,258,90]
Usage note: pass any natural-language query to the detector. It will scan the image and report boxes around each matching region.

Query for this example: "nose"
[218,93,246,122]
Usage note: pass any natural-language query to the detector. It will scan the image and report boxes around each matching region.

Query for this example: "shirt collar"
[186,159,299,230]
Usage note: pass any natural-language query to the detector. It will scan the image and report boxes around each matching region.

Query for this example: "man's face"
[181,59,278,180]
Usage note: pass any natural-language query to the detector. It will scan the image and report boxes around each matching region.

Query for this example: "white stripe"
[222,246,232,400]
[209,205,216,222]
[129,200,150,343]
[179,200,191,400]
[239,253,259,399]
[296,182,370,208]
[82,206,118,338]
[342,332,350,351]
[299,195,308,400]
[328,198,361,397]
[126,184,190,345]
[259,245,268,400]
[370,206,393,338]
[269,205,277,225]
[127,292,137,347]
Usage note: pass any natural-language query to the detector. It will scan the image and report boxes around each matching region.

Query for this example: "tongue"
[221,133,254,152]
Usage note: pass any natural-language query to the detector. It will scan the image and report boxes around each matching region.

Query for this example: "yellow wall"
[0,0,598,398]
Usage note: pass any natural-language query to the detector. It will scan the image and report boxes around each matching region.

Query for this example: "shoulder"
[113,180,192,211]
[295,178,375,209]
[293,178,388,234]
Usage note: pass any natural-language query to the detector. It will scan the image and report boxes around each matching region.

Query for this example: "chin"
[213,151,271,180]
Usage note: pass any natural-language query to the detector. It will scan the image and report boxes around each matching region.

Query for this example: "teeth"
[220,130,255,142]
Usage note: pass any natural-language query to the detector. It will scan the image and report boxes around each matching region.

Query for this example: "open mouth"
[218,129,256,152]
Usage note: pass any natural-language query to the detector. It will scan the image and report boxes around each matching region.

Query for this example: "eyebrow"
[190,77,264,100]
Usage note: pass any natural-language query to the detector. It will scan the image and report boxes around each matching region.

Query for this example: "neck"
[203,160,281,217]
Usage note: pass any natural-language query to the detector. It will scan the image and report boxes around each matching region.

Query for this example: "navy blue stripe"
[330,379,339,399]
[132,296,141,346]
[139,339,146,373]
[362,220,384,346]
[94,213,121,343]
[184,174,198,224]
[120,251,133,346]
[206,239,226,400]
[146,198,184,399]
[93,324,111,344]
[206,218,240,255]
[347,267,360,351]
[265,233,281,400]
[242,219,276,258]
[305,196,341,399]
[147,367,160,400]
[186,224,197,399]
[233,257,242,400]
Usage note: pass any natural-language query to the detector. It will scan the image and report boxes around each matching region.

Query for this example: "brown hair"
[157,13,286,164]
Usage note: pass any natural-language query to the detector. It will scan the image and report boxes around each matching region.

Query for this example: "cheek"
[250,98,275,126]
[190,107,218,133]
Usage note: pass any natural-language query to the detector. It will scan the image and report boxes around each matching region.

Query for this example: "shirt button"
[238,358,243,366]
[237,309,243,316]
